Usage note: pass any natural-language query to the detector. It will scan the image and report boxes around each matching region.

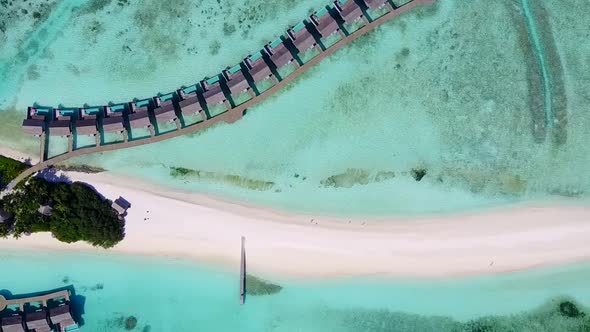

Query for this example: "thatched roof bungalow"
[309,7,341,38]
[153,93,178,123]
[1,315,25,332]
[243,51,273,84]
[223,64,252,96]
[264,38,296,69]
[287,21,318,54]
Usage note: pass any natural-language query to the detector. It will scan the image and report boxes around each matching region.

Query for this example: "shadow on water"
[0,285,86,327]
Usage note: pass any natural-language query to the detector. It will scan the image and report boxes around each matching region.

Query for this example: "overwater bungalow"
[25,310,51,332]
[362,0,393,11]
[49,304,77,332]
[243,51,274,84]
[76,108,100,136]
[153,93,178,123]
[1,315,24,332]
[49,109,74,137]
[200,76,229,109]
[223,64,253,97]
[177,86,205,119]
[287,21,318,54]
[264,38,297,69]
[334,0,367,25]
[309,7,342,39]
[21,107,50,137]
[128,99,153,129]
[103,104,126,134]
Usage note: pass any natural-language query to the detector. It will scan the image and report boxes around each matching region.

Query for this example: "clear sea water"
[0,0,588,216]
[1,249,590,331]
[1,1,590,329]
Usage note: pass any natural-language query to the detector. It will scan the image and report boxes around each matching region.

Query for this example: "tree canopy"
[1,177,125,248]
[0,155,29,189]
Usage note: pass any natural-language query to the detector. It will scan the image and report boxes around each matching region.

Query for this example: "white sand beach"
[1,169,590,279]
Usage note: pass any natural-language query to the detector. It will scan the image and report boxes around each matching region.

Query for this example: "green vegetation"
[321,168,396,188]
[560,300,584,318]
[245,274,282,296]
[1,177,124,248]
[0,155,29,189]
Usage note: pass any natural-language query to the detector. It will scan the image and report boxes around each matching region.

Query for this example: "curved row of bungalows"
[21,0,414,140]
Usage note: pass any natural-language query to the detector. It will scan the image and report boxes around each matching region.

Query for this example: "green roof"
[316,7,328,17]
[160,92,174,102]
[136,99,150,108]
[250,51,264,62]
[269,38,282,49]
[206,75,220,85]
[293,21,306,33]
[183,85,197,94]
[229,64,241,74]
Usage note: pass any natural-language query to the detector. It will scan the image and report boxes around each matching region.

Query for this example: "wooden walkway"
[239,236,246,305]
[3,0,435,192]
[0,290,70,312]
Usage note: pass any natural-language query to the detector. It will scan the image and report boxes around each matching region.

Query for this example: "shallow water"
[1,249,590,331]
[1,0,589,216]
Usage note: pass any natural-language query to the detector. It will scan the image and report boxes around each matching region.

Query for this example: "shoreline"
[1,169,589,279]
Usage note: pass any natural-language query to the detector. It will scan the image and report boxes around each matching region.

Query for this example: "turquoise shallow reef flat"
[2,249,590,331]
[1,0,589,215]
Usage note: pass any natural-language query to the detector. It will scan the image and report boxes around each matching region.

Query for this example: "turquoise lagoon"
[0,0,589,216]
[1,249,590,331]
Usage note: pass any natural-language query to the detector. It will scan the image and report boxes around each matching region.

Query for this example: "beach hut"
[1,315,25,332]
[177,86,205,120]
[223,64,253,97]
[243,51,274,84]
[25,310,51,332]
[76,107,100,136]
[49,304,78,332]
[264,38,297,69]
[362,0,393,11]
[48,109,74,137]
[111,197,130,217]
[128,99,153,129]
[153,93,178,123]
[287,21,318,54]
[102,104,126,134]
[200,76,230,109]
[309,7,342,39]
[334,0,367,24]
[21,107,49,137]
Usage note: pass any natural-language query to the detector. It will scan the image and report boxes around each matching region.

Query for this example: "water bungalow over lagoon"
[287,21,319,54]
[334,0,367,25]
[243,51,275,84]
[153,93,178,123]
[128,99,153,130]
[223,65,254,98]
[178,86,205,120]
[264,38,297,69]
[1,315,24,332]
[200,76,230,109]
[48,109,74,137]
[0,290,79,332]
[76,108,99,136]
[103,104,126,134]
[25,310,51,332]
[310,7,342,39]
[49,304,77,332]
[22,107,50,137]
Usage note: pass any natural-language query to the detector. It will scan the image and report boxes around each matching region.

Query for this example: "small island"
[0,176,125,248]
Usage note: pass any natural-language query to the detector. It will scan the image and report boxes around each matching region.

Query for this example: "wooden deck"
[0,290,70,312]
[240,236,246,305]
[3,0,435,193]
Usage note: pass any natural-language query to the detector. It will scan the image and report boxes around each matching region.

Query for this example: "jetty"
[240,236,246,305]
[0,290,79,332]
[4,0,436,192]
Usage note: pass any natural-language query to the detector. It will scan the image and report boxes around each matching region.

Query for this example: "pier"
[240,236,246,305]
[4,0,436,192]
